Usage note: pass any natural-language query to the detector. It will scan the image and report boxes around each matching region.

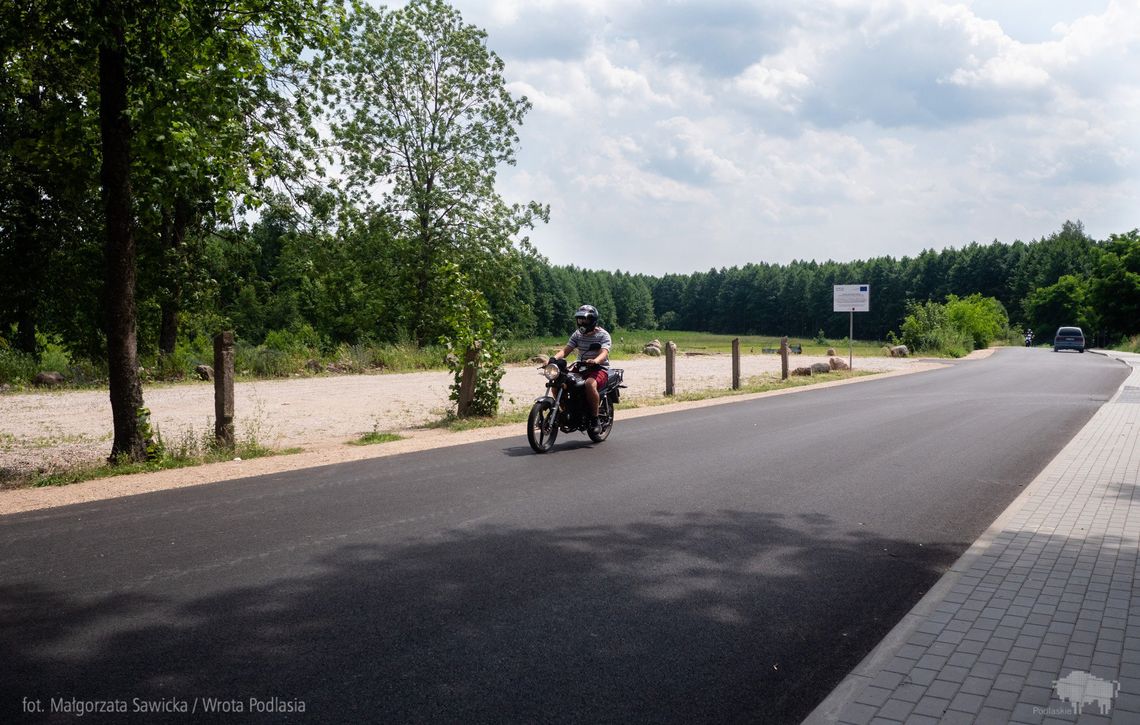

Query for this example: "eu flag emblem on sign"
[859,286,868,292]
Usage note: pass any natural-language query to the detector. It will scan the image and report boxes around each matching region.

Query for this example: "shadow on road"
[3,511,962,723]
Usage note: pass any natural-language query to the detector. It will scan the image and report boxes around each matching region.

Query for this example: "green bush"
[0,348,38,385]
[235,343,294,377]
[39,342,71,373]
[263,324,323,355]
[945,294,1010,350]
[899,299,975,357]
[899,294,1008,356]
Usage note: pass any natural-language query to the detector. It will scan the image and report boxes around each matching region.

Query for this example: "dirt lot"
[0,352,947,513]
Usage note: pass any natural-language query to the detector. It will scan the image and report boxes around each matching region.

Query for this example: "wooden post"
[665,341,676,396]
[731,337,741,390]
[848,311,854,371]
[780,336,789,381]
[214,331,235,449]
[456,340,481,417]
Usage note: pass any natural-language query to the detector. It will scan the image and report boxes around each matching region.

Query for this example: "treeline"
[519,221,1138,346]
[154,217,1140,351]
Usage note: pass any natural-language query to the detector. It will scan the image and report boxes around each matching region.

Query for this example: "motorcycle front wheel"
[588,395,613,443]
[527,400,559,453]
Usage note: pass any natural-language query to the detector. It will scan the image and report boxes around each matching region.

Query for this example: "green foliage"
[136,407,164,462]
[350,429,403,446]
[1089,230,1140,338]
[944,293,1010,350]
[235,343,295,378]
[898,300,972,357]
[438,264,505,417]
[1022,275,1092,341]
[263,325,325,355]
[899,294,1007,355]
[0,348,39,385]
[23,419,283,489]
[321,0,547,345]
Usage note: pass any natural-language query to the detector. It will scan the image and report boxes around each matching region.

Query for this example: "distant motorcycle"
[1025,332,1034,347]
[527,357,625,453]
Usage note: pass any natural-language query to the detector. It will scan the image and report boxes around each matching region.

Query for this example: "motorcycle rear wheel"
[527,400,559,453]
[588,395,613,443]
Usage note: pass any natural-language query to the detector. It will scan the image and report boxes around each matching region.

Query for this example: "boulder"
[826,347,837,356]
[643,341,662,356]
[829,357,850,371]
[304,358,323,373]
[890,345,909,358]
[791,366,813,376]
[195,364,213,381]
[532,355,550,365]
[881,345,893,356]
[33,371,65,387]
[810,362,831,374]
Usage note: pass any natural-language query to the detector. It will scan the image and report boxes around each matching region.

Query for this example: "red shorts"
[584,368,608,389]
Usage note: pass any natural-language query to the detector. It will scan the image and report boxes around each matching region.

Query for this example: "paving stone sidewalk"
[809,351,1140,725]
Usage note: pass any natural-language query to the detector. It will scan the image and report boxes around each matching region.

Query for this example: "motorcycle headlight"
[543,363,560,381]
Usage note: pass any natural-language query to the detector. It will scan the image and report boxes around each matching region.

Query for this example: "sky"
[439,0,1140,275]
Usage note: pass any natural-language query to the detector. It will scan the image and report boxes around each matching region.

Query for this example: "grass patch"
[349,431,404,446]
[626,370,876,407]
[2,415,297,491]
[1115,335,1140,354]
[18,443,298,490]
[420,409,531,432]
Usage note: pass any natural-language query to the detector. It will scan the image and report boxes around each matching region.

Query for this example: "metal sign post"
[833,285,870,370]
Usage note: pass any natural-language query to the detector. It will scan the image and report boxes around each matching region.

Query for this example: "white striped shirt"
[567,328,611,368]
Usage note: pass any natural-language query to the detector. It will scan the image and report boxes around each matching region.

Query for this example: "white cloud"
[446,0,1140,274]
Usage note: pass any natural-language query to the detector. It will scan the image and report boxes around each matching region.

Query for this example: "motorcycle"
[527,357,625,453]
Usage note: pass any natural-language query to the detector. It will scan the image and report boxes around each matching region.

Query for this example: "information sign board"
[833,284,870,312]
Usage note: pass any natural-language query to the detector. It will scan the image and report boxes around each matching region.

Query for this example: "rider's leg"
[585,378,601,417]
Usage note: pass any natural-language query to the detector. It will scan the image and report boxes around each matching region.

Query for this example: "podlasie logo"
[1053,670,1120,715]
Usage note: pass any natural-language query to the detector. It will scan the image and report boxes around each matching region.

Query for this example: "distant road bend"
[0,347,1128,723]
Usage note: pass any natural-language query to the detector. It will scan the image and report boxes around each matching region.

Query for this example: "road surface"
[0,347,1128,723]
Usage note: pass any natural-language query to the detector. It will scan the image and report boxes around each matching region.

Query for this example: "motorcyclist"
[1025,328,1034,347]
[551,304,611,434]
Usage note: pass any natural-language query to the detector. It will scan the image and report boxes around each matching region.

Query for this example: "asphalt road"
[0,347,1129,724]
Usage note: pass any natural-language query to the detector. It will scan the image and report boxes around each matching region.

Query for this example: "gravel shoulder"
[0,352,964,514]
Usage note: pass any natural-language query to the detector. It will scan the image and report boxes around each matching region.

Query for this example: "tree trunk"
[158,199,190,356]
[412,208,433,347]
[11,166,43,355]
[99,1,146,463]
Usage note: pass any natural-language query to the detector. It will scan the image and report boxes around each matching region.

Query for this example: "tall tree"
[1089,230,1140,339]
[97,0,147,461]
[0,0,102,357]
[324,0,547,346]
[91,0,337,461]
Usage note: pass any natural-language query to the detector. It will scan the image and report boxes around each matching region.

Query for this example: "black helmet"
[574,304,599,333]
